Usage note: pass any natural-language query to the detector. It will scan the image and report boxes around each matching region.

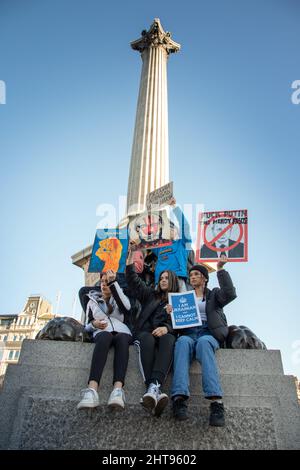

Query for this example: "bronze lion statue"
[36,317,91,342]
[226,325,266,349]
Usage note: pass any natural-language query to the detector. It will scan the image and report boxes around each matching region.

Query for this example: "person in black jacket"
[166,256,237,426]
[126,242,180,417]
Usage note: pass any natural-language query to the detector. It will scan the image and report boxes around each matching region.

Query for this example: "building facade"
[0,295,55,385]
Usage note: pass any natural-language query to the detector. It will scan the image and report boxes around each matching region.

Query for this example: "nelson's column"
[71,19,180,286]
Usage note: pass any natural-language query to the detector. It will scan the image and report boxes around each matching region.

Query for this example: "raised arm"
[109,281,131,314]
[214,258,237,307]
[126,241,154,304]
[169,198,192,248]
[125,264,154,304]
[105,269,131,315]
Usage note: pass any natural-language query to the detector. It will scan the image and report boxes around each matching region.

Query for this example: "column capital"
[131,18,181,55]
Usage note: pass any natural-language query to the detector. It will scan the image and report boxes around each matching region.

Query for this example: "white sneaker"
[107,388,125,411]
[141,382,160,411]
[154,391,169,417]
[77,388,99,409]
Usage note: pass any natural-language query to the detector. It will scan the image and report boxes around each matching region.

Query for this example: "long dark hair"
[202,281,208,301]
[100,272,114,315]
[156,270,179,301]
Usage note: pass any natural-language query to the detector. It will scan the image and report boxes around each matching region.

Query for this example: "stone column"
[126,19,180,216]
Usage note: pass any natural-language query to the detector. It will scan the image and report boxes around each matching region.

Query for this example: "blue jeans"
[171,324,223,399]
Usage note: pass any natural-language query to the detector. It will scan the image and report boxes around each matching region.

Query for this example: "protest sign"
[146,182,173,210]
[88,227,128,273]
[168,291,202,329]
[196,209,248,262]
[128,210,172,250]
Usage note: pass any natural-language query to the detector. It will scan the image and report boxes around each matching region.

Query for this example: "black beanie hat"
[189,264,209,281]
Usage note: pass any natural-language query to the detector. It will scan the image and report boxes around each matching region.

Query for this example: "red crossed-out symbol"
[203,214,243,252]
[139,214,160,238]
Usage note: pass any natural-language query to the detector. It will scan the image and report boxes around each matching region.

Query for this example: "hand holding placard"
[168,291,202,329]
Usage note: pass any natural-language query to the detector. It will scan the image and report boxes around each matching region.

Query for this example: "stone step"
[10,398,278,450]
[1,340,299,450]
[1,373,299,450]
[18,339,284,375]
[5,381,300,451]
[2,363,297,403]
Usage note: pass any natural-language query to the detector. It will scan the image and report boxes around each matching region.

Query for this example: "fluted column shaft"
[127,46,169,214]
[126,19,180,216]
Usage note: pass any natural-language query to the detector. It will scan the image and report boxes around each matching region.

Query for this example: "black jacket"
[180,269,237,344]
[125,264,175,337]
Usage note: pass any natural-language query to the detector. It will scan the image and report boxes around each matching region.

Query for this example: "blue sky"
[0,0,299,378]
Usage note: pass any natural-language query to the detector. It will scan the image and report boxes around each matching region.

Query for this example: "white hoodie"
[84,281,132,338]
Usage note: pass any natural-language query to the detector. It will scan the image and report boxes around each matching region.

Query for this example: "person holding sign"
[166,257,237,426]
[126,242,179,417]
[77,270,133,411]
[152,197,192,292]
[168,290,202,329]
[199,213,246,261]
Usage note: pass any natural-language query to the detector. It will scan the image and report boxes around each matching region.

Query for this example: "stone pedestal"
[0,340,299,450]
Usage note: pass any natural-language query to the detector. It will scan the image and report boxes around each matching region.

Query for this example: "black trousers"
[89,331,132,386]
[136,331,176,387]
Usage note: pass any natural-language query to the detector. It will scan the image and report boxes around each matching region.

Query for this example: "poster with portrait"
[128,210,172,250]
[168,291,202,329]
[88,227,129,273]
[195,209,248,263]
